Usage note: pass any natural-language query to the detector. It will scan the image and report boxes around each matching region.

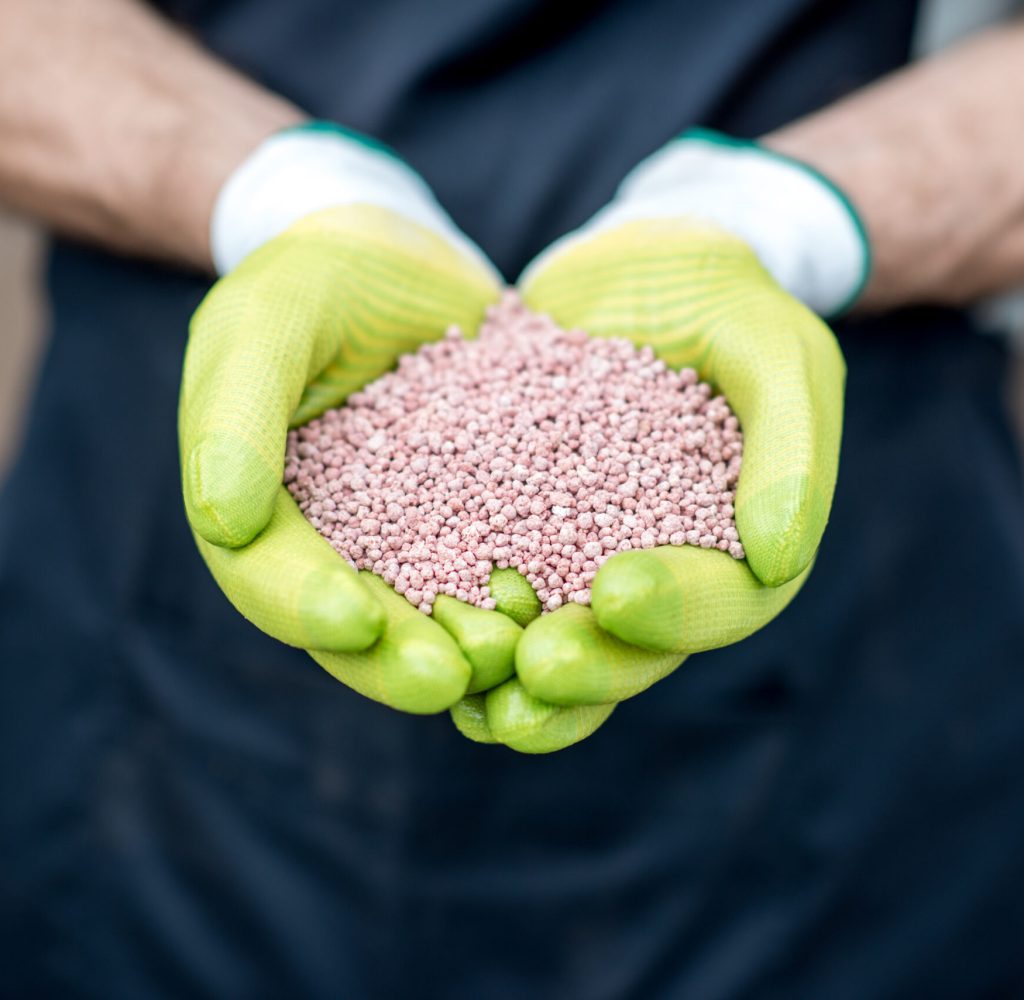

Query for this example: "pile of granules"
[285,292,744,615]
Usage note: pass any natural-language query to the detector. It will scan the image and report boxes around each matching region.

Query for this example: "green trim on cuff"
[278,119,404,163]
[679,126,758,150]
[678,127,872,316]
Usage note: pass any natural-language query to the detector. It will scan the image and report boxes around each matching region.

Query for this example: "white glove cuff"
[525,129,870,317]
[210,122,493,277]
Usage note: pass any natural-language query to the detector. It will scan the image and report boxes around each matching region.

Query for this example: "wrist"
[654,129,871,316]
[210,121,491,276]
[762,126,892,311]
[173,115,304,271]
[146,84,304,270]
[529,128,871,318]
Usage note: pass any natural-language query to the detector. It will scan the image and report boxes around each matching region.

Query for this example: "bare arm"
[766,22,1024,311]
[2,3,1023,307]
[0,0,302,270]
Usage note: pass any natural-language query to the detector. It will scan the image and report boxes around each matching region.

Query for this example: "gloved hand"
[454,129,865,752]
[181,121,528,713]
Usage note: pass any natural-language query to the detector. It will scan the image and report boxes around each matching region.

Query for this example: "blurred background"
[0,212,45,475]
[1,211,1022,479]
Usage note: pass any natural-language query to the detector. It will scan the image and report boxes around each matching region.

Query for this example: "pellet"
[285,291,743,614]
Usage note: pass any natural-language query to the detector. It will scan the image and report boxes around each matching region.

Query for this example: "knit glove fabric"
[454,130,862,752]
[181,122,530,713]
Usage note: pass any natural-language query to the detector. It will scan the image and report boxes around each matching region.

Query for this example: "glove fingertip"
[431,595,521,694]
[515,606,597,705]
[184,433,278,548]
[301,570,386,652]
[386,630,473,713]
[488,567,543,627]
[736,473,827,587]
[485,678,616,754]
[590,551,681,650]
[450,694,499,744]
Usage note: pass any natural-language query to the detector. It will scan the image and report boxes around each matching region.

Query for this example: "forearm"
[0,0,303,270]
[766,22,1024,311]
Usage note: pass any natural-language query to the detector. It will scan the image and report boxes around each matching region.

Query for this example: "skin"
[763,19,1024,310]
[0,3,1023,300]
[0,0,302,269]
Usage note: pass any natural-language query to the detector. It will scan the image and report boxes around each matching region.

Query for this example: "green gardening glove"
[453,130,864,752]
[181,122,526,714]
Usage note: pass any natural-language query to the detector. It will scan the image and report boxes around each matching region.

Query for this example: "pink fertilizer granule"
[285,292,744,615]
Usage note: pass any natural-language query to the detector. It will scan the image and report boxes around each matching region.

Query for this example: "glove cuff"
[526,128,870,317]
[210,121,493,277]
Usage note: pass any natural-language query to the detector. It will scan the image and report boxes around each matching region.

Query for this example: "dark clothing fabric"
[3,1,1023,997]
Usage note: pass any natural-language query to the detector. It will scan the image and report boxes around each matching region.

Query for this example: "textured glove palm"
[180,204,534,713]
[452,219,846,751]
